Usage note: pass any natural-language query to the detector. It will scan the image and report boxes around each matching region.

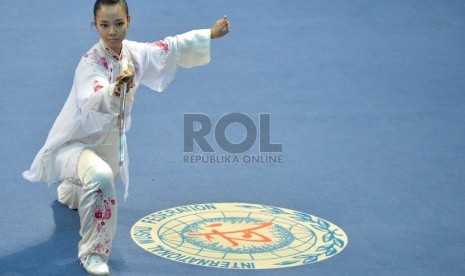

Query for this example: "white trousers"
[57,149,118,262]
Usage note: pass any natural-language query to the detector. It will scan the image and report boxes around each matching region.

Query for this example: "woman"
[22,0,230,274]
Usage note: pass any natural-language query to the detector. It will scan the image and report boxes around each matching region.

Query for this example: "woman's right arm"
[74,58,121,133]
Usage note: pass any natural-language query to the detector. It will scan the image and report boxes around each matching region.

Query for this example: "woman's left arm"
[176,16,230,68]
[131,16,230,92]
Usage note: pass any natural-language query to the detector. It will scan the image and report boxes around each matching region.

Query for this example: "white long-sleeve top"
[23,29,211,199]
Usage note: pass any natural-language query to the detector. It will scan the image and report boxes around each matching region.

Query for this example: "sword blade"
[119,82,128,165]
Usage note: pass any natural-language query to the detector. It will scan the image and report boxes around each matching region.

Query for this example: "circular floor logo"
[131,203,348,269]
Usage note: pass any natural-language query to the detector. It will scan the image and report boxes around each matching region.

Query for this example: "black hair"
[93,0,129,19]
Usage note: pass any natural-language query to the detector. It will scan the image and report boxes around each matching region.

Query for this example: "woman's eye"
[117,22,124,27]
[100,24,108,28]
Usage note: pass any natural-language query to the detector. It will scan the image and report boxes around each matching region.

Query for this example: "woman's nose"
[109,26,116,35]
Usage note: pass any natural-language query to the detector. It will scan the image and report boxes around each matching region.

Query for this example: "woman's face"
[94,4,130,54]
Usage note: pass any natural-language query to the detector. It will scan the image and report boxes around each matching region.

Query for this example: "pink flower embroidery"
[95,208,103,219]
[93,189,116,253]
[94,206,112,220]
[94,193,115,220]
[94,80,104,93]
[104,208,112,219]
[92,191,116,255]
[104,46,120,61]
[98,56,109,70]
[93,243,103,252]
[153,40,169,52]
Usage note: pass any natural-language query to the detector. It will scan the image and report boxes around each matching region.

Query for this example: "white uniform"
[23,29,211,261]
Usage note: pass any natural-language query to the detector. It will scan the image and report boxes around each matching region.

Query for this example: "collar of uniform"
[99,39,124,62]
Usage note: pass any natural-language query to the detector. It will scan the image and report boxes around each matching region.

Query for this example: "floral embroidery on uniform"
[100,57,109,70]
[103,46,121,62]
[94,80,104,93]
[92,188,116,255]
[153,40,169,52]
[150,40,170,64]
[80,47,119,125]
[84,49,113,76]
[83,49,97,61]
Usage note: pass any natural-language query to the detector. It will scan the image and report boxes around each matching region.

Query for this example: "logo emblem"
[131,203,348,269]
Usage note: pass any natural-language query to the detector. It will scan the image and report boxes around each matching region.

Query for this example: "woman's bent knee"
[87,168,114,191]
[78,150,115,191]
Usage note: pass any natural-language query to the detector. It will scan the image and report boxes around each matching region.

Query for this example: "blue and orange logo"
[131,203,348,269]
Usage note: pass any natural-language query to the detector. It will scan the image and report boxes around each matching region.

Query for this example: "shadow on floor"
[0,200,84,276]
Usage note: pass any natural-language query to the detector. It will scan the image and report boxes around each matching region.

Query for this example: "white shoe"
[81,254,110,275]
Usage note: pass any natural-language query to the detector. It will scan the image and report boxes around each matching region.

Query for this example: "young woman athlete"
[22,0,230,274]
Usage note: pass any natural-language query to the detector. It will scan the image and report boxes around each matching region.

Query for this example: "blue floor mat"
[1,1,464,275]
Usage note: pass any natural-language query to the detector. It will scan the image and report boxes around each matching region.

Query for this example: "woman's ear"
[127,16,131,28]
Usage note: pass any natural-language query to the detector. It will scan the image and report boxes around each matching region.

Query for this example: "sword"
[119,58,129,166]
